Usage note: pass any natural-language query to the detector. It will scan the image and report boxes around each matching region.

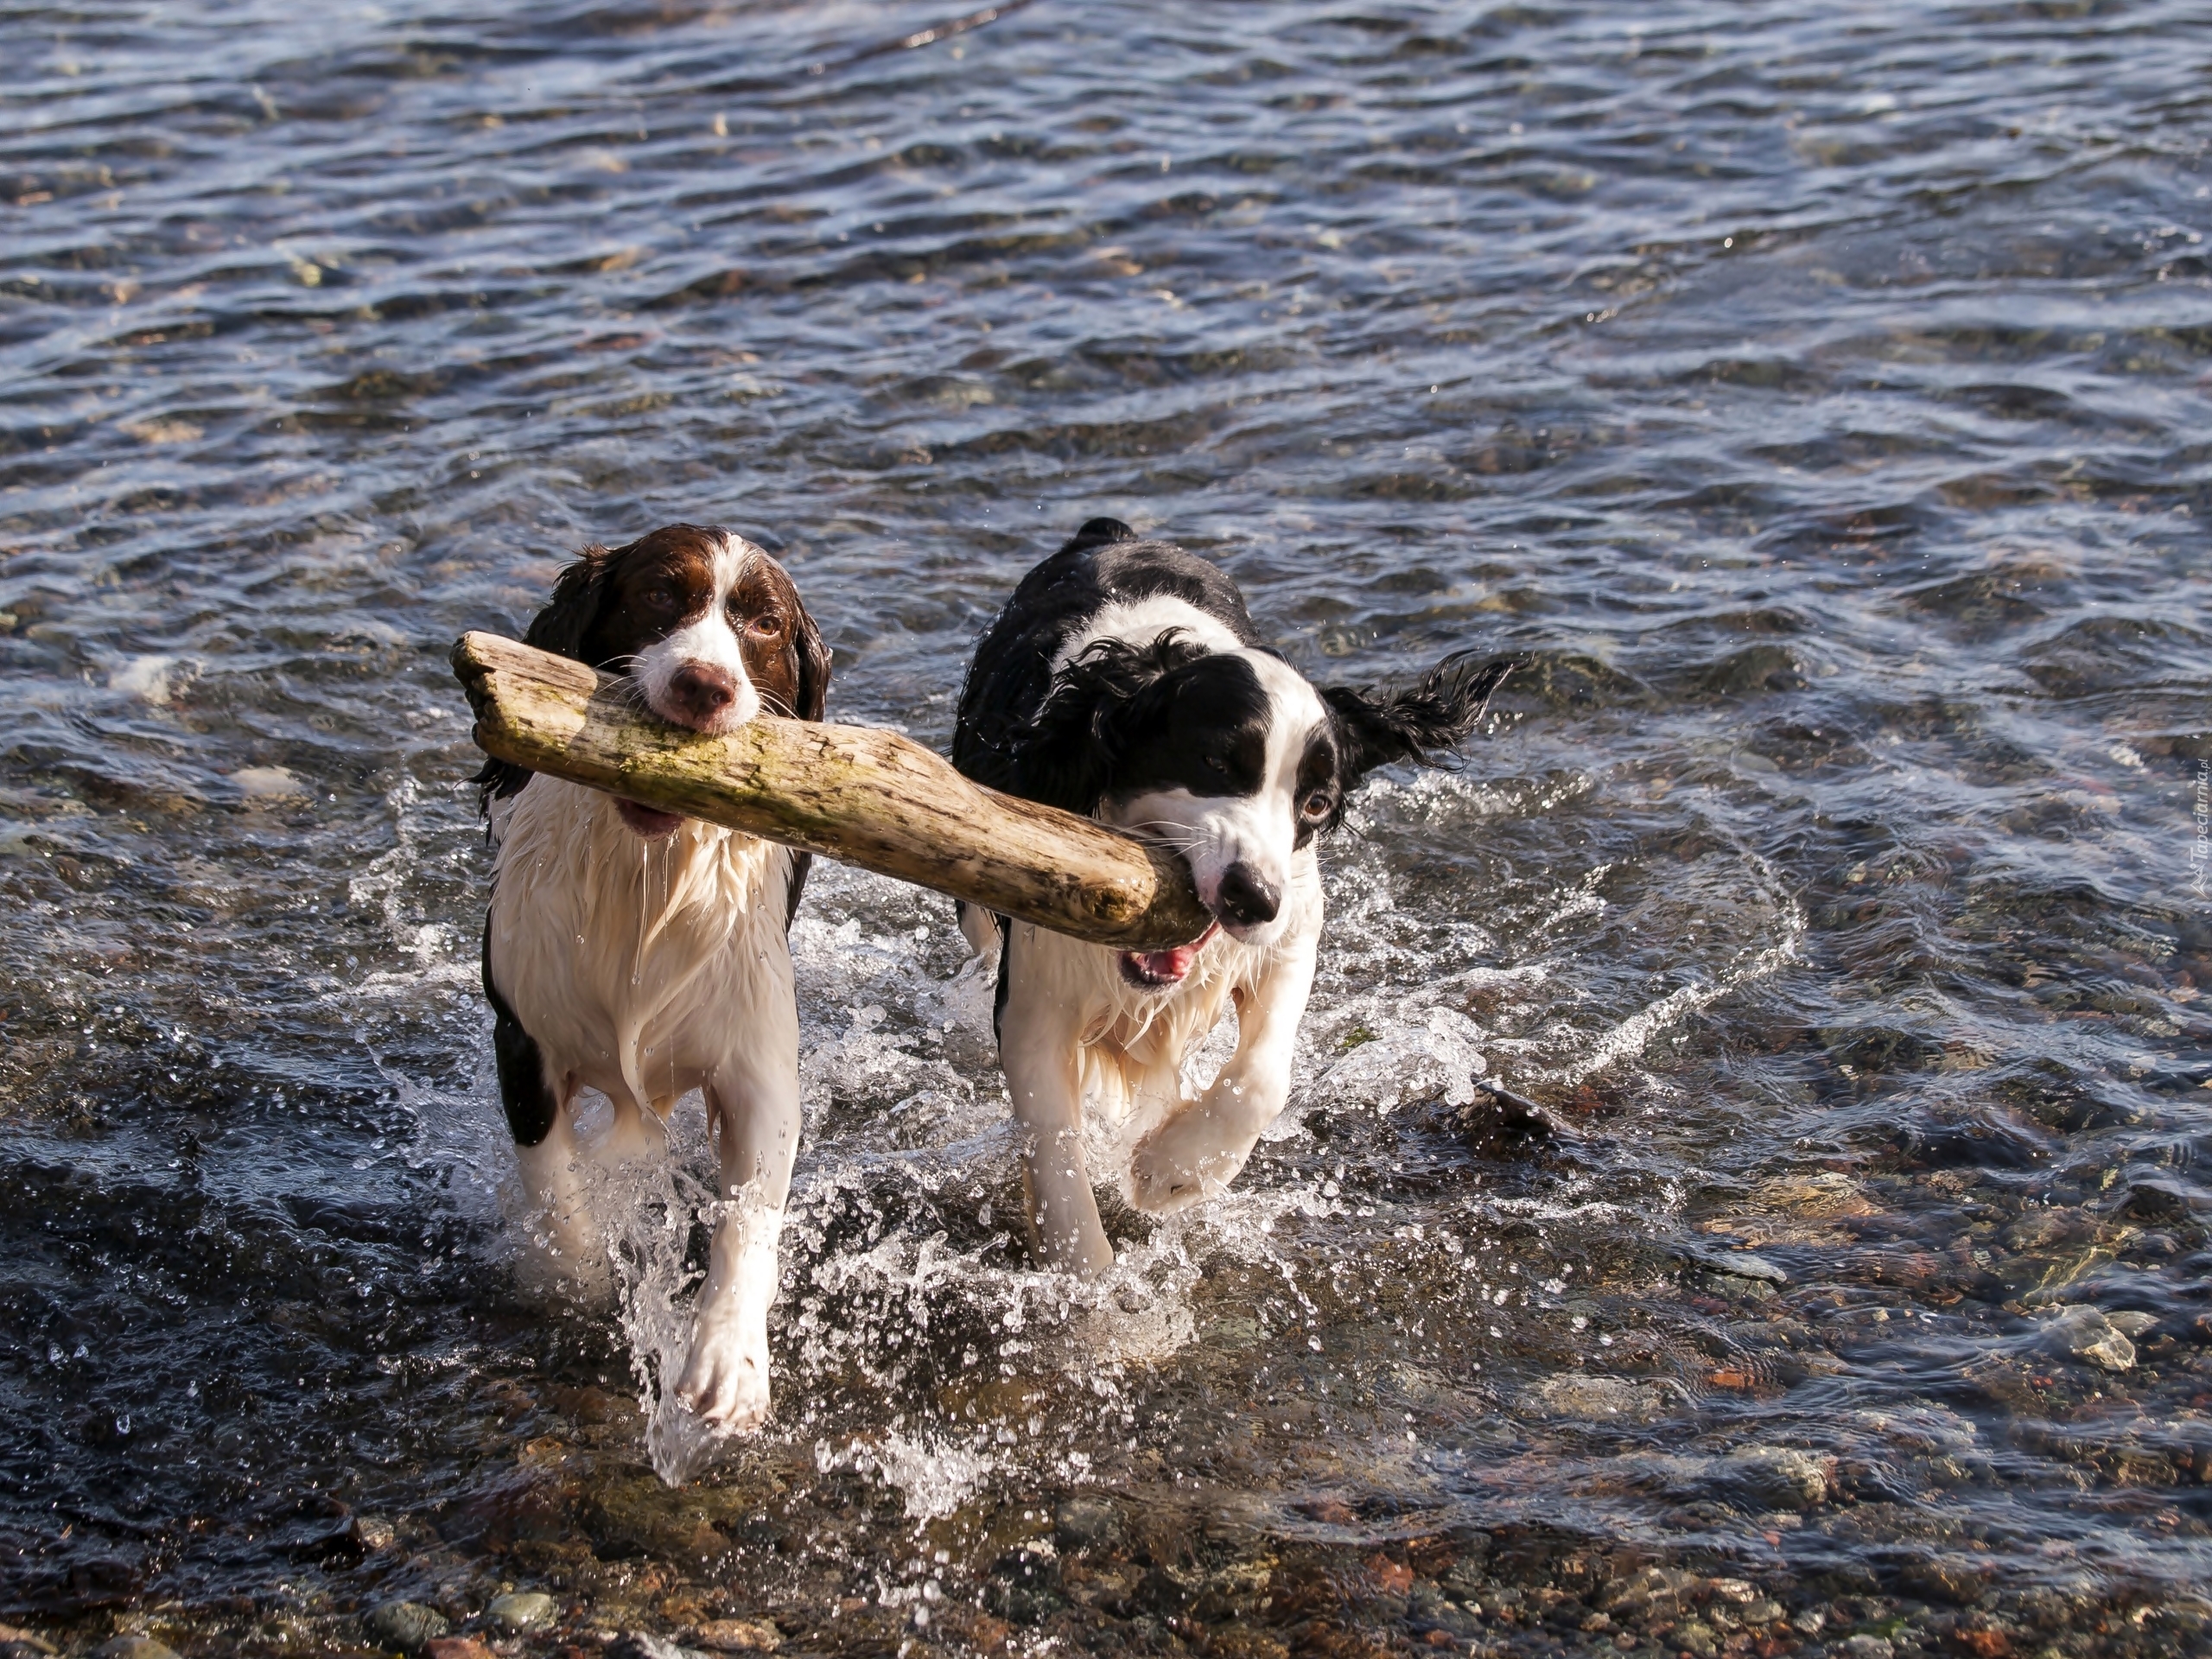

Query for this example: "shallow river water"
[4,3,2211,1655]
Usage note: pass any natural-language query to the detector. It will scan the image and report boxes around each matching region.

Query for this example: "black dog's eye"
[1300,789,1333,821]
[1205,755,1229,775]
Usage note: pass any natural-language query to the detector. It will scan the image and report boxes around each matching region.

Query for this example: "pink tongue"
[1120,922,1220,984]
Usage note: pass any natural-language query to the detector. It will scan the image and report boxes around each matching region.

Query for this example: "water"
[3,0,2209,1651]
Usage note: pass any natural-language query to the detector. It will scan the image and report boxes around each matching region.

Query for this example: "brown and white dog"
[476,524,829,1430]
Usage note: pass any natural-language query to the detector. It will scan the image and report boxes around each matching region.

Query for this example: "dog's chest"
[1088,968,1237,1071]
[487,779,791,1079]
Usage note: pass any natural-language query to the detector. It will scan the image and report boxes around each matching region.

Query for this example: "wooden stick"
[450,631,1216,951]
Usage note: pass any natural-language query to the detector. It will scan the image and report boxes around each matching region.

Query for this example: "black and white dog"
[952,518,1510,1274]
[478,523,830,1430]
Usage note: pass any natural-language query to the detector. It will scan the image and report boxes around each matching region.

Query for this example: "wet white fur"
[632,535,762,731]
[966,869,1321,1274]
[488,780,799,1431]
[1048,594,1243,673]
[975,596,1332,1273]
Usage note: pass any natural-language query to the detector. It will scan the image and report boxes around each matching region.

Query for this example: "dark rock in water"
[1682,1246,1788,1301]
[1054,1494,1119,1548]
[2000,1247,2113,1306]
[1599,1566,1695,1614]
[1695,643,1808,697]
[2002,1209,2085,1251]
[365,1601,450,1651]
[1711,1250,1789,1283]
[348,1514,397,1553]
[984,1548,1066,1625]
[2115,1177,2196,1223]
[1453,1080,1581,1156]
[92,1641,179,1659]
[1898,1556,1988,1605]
[1440,1552,1492,1601]
[1697,1270,1778,1301]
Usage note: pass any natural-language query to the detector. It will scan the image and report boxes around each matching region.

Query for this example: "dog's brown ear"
[522,543,614,664]
[790,590,831,722]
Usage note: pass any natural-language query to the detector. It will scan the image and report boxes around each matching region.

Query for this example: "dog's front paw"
[1128,1117,1237,1216]
[674,1321,772,1431]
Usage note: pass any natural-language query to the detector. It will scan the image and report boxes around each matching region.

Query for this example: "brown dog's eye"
[642,582,678,612]
[1300,789,1332,821]
[744,611,785,637]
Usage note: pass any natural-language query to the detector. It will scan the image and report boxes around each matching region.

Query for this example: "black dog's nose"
[1215,864,1281,928]
[667,663,738,725]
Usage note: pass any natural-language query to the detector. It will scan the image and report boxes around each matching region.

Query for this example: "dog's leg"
[587,1091,661,1171]
[496,1007,607,1288]
[676,1013,801,1431]
[1000,934,1115,1276]
[1128,927,1319,1214]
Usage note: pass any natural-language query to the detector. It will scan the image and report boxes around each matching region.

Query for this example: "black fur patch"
[998,631,1271,815]
[954,522,1515,952]
[483,924,558,1147]
[1319,652,1516,790]
[953,526,1262,801]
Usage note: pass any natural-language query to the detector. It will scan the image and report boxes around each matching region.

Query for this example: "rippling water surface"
[5,2,2211,1653]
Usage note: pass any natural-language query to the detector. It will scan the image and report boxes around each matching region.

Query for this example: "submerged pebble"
[690,1617,782,1651]
[1724,1446,1831,1510]
[1707,1250,1789,1284]
[1527,1373,1669,1420]
[365,1601,449,1651]
[483,1591,556,1631]
[1054,1494,1121,1548]
[2044,1306,2137,1372]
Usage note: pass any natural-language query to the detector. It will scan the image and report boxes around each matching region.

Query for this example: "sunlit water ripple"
[3,2,2209,1654]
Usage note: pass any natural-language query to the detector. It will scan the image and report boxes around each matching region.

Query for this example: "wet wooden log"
[450,631,1215,951]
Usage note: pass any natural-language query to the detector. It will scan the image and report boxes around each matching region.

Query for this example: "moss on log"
[450,631,1214,951]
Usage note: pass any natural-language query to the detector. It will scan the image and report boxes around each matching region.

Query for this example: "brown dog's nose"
[666,663,738,726]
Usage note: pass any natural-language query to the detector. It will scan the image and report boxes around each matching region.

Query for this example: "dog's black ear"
[473,543,615,818]
[1010,630,1204,814]
[521,543,615,664]
[1058,517,1139,557]
[1321,651,1516,790]
[789,589,832,723]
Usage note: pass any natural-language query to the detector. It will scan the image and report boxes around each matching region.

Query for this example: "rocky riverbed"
[4,0,2209,1653]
